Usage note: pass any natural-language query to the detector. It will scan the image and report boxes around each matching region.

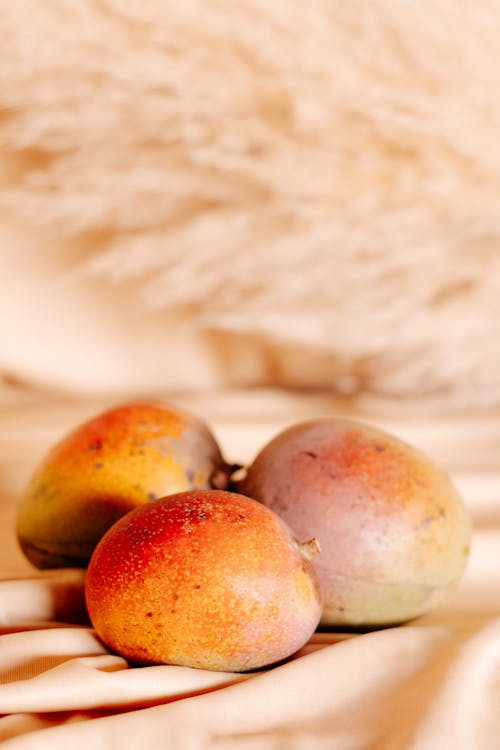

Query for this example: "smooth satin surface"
[1,392,499,749]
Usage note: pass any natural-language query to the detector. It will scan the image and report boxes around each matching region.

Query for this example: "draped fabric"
[1,392,499,749]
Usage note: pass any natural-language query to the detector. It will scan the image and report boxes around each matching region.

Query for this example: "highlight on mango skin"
[84,489,323,673]
[16,401,234,569]
[238,417,471,628]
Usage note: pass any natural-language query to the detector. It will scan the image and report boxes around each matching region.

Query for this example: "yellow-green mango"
[17,401,232,569]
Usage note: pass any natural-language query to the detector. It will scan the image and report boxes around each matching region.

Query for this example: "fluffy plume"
[1,1,500,406]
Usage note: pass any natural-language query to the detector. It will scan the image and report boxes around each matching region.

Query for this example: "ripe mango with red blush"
[85,489,322,672]
[238,418,471,627]
[17,401,234,569]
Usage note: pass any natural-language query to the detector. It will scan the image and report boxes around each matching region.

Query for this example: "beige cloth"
[1,392,500,749]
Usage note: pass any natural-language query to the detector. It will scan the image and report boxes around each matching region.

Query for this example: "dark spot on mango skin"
[89,439,102,452]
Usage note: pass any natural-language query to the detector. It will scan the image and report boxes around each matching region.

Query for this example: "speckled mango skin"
[17,401,232,569]
[85,489,322,672]
[238,418,471,628]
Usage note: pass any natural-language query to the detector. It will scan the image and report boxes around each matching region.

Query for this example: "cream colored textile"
[1,392,500,749]
[0,541,499,749]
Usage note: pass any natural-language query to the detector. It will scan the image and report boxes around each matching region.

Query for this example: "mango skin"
[238,418,471,628]
[85,489,322,672]
[17,401,232,569]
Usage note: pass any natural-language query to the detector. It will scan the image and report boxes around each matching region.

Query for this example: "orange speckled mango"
[17,402,232,569]
[238,418,471,627]
[85,490,323,672]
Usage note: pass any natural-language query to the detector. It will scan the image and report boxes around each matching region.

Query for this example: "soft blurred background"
[2,0,500,409]
[2,0,500,573]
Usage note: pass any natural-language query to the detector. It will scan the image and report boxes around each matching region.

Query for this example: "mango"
[85,489,322,672]
[238,418,471,627]
[17,401,233,569]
